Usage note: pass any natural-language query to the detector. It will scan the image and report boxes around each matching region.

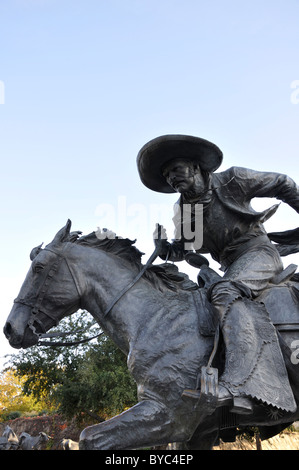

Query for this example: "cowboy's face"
[162,159,205,193]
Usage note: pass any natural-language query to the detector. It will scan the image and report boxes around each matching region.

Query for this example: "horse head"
[4,220,82,349]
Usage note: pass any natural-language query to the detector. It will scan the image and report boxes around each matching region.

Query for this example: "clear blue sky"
[1,0,299,364]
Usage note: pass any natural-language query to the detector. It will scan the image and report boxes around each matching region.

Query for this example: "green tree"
[56,334,138,420]
[7,311,137,421]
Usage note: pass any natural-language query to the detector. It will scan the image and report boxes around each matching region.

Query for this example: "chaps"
[210,280,297,412]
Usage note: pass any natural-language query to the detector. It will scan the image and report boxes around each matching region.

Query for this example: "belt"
[220,234,271,271]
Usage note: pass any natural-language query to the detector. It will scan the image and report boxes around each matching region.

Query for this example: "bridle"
[14,244,84,345]
[13,236,164,347]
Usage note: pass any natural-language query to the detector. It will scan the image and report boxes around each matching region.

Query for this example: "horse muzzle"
[4,303,39,349]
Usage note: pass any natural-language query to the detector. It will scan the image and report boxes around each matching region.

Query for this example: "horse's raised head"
[4,219,82,349]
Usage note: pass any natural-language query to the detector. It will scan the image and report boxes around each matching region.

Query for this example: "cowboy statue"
[137,134,299,416]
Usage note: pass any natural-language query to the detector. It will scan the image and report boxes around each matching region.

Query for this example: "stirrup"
[182,366,219,414]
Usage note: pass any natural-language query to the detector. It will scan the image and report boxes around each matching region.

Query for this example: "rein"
[19,240,163,347]
[39,331,104,347]
[101,241,163,318]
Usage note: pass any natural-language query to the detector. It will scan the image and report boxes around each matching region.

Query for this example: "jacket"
[164,166,299,266]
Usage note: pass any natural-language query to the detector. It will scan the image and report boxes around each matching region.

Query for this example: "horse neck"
[73,245,144,352]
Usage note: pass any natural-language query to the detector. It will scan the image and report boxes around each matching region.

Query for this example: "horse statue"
[4,220,299,450]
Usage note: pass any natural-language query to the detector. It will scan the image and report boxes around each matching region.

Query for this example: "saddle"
[188,252,299,340]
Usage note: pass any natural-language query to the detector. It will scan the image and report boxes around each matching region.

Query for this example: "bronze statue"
[137,134,299,415]
[3,135,299,449]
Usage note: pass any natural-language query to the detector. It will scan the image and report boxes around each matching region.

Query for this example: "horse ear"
[51,219,72,245]
[30,243,43,260]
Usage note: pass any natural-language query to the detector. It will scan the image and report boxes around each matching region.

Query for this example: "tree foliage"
[6,311,137,421]
[0,369,48,420]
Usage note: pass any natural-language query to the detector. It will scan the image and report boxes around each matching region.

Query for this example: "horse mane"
[75,231,198,293]
[76,232,144,266]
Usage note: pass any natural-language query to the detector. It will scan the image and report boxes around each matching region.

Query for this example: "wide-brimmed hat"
[136,134,223,193]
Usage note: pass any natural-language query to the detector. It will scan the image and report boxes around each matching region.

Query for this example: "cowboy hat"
[137,134,223,193]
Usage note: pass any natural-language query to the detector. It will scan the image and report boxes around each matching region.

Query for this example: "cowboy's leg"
[210,244,296,413]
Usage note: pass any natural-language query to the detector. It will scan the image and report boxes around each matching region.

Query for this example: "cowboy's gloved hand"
[153,223,169,257]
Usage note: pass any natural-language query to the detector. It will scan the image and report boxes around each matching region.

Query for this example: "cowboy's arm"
[233,167,299,213]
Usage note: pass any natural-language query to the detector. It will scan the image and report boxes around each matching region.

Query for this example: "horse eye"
[33,264,44,274]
